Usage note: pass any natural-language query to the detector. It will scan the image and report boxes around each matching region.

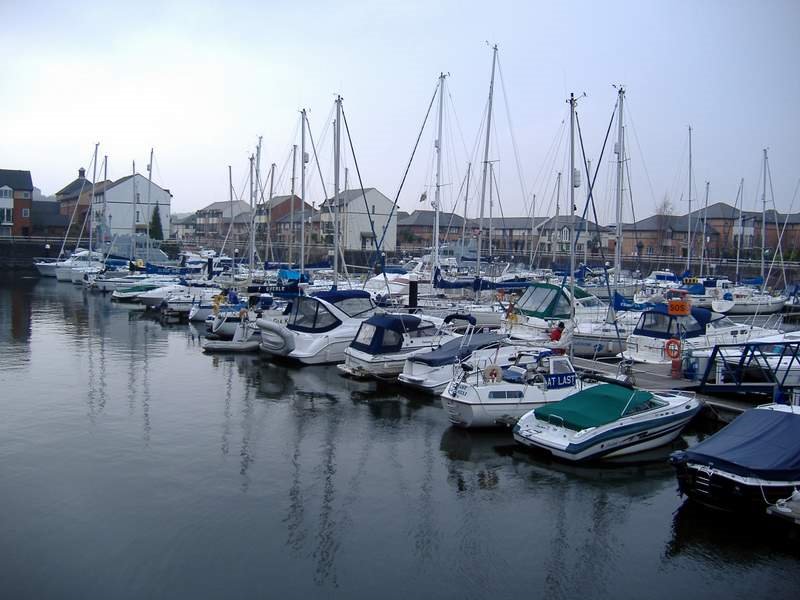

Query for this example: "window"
[0,188,11,199]
[355,323,377,345]
[0,207,12,223]
[21,191,30,199]
[371,204,376,214]
[22,208,30,218]
[136,211,141,223]
[334,297,376,318]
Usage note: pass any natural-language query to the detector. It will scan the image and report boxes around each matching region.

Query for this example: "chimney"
[79,167,86,179]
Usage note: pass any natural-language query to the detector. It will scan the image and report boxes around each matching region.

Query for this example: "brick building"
[0,169,33,236]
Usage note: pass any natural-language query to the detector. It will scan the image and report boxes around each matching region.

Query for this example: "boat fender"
[256,319,296,355]
[665,338,681,360]
[483,364,501,383]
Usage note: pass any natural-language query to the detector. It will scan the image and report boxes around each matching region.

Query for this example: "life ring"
[665,338,681,359]
[483,364,501,383]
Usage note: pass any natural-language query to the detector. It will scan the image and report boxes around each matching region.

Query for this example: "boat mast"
[552,171,561,264]
[735,178,743,282]
[89,143,98,257]
[300,109,307,274]
[227,164,233,266]
[130,160,136,261]
[249,153,255,274]
[700,181,709,278]
[584,159,591,268]
[568,93,577,348]
[289,143,297,265]
[103,155,108,242]
[475,44,498,284]
[255,137,262,273]
[528,192,536,268]
[333,95,342,288]
[488,162,494,262]
[432,72,446,281]
[267,163,275,262]
[761,148,768,280]
[687,125,692,274]
[614,87,625,292]
[460,162,471,263]
[145,147,153,263]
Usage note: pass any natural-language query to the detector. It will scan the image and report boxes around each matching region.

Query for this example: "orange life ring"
[665,338,681,359]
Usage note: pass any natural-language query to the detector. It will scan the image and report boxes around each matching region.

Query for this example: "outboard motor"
[207,257,214,280]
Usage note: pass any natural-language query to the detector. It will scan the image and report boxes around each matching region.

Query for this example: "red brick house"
[0,169,33,236]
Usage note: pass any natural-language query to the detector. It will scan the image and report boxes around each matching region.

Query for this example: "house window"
[22,208,30,218]
[372,204,376,214]
[0,207,12,223]
[136,193,141,204]
[136,210,141,223]
[561,226,570,242]
[647,246,653,256]
[0,188,11,199]
[22,191,30,199]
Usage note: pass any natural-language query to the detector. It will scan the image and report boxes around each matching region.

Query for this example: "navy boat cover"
[409,332,505,367]
[671,408,800,481]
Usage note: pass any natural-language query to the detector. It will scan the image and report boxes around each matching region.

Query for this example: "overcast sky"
[2,0,798,224]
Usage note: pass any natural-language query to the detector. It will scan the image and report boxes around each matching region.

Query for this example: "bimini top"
[533,384,661,431]
[349,314,426,355]
[670,407,800,482]
[410,332,505,367]
[632,303,719,340]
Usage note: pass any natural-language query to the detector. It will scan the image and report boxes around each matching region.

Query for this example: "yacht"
[440,350,586,427]
[257,289,378,365]
[513,383,701,461]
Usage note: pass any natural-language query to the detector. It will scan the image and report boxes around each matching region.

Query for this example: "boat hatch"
[287,296,341,333]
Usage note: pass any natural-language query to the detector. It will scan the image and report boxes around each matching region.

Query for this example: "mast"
[585,159,591,267]
[460,162,471,263]
[300,109,307,273]
[528,192,536,268]
[488,162,494,262]
[700,181,709,278]
[289,143,297,265]
[568,93,577,355]
[89,143,98,257]
[103,155,108,242]
[255,137,262,273]
[228,165,233,261]
[249,154,255,274]
[735,178,743,282]
[552,171,561,263]
[432,72,446,279]
[130,160,136,261]
[333,95,342,288]
[267,163,276,262]
[687,125,692,273]
[145,147,153,263]
[614,87,625,291]
[475,44,498,283]
[761,148,768,279]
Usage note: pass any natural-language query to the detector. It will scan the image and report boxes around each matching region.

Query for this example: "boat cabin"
[350,314,439,355]
[502,351,577,389]
[287,290,376,333]
[631,304,720,340]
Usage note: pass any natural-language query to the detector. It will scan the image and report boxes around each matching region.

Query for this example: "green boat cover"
[533,384,655,431]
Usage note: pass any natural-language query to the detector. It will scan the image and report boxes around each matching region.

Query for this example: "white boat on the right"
[513,383,702,462]
[711,286,787,315]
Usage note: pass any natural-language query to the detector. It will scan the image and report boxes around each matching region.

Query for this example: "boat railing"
[697,340,800,397]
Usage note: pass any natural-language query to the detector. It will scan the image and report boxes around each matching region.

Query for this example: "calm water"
[0,275,797,600]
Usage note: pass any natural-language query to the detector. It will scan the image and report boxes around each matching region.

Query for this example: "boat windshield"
[332,296,377,318]
[709,317,737,329]
[517,285,570,316]
[351,323,404,354]
[287,297,341,333]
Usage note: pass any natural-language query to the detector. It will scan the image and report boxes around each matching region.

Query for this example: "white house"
[92,173,171,240]
[317,188,396,252]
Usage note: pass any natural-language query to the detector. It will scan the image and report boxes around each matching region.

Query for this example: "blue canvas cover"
[313,289,372,303]
[632,303,715,339]
[364,314,421,333]
[671,409,800,481]
[410,333,505,367]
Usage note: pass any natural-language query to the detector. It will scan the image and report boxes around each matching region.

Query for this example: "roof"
[534,384,655,431]
[671,407,800,481]
[103,174,170,195]
[56,172,90,198]
[399,210,466,228]
[274,209,315,224]
[623,213,718,234]
[197,200,252,216]
[0,169,33,191]
[172,213,197,225]
[321,187,391,208]
[535,214,608,232]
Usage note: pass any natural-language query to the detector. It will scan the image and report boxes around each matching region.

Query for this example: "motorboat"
[397,331,515,395]
[711,286,787,315]
[621,303,781,367]
[136,284,188,308]
[440,350,586,428]
[670,403,800,512]
[339,313,468,380]
[513,383,702,461]
[257,289,378,365]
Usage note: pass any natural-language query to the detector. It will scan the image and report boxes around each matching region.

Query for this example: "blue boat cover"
[741,276,764,286]
[409,332,505,367]
[363,314,422,333]
[671,408,800,481]
[632,303,715,339]
[682,283,706,295]
[313,289,372,303]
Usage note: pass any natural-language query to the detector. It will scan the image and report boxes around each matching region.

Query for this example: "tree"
[149,208,164,240]
[654,195,674,255]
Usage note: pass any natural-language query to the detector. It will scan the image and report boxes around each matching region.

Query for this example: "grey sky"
[2,0,798,224]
